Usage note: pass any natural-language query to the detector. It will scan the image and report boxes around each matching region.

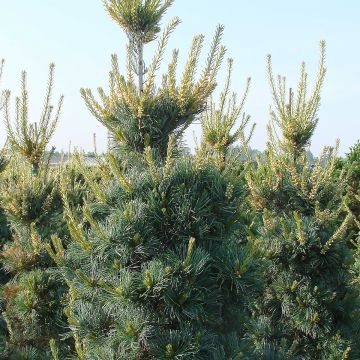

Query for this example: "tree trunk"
[138,42,144,93]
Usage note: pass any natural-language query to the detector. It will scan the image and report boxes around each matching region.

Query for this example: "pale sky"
[0,0,359,155]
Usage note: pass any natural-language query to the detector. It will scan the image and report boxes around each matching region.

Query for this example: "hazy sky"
[0,0,359,155]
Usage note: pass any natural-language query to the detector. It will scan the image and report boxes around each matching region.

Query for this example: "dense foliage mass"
[0,1,358,359]
[53,2,262,358]
[245,43,359,359]
[0,65,75,359]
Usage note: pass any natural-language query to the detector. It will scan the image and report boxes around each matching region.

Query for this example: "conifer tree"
[81,0,224,159]
[54,1,261,358]
[245,42,360,359]
[0,64,73,359]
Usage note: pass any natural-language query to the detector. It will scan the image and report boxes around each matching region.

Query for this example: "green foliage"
[3,63,63,173]
[81,0,225,158]
[56,2,265,358]
[1,270,67,357]
[104,0,174,44]
[197,58,254,171]
[266,41,326,160]
[0,63,73,358]
[246,42,360,359]
[59,155,262,359]
[0,2,359,359]
[342,141,360,238]
[0,162,73,358]
[342,141,360,330]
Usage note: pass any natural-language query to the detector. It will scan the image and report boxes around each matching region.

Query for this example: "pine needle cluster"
[82,0,225,158]
[3,64,63,174]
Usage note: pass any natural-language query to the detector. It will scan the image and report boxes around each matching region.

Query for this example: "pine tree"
[245,42,360,359]
[81,0,224,159]
[0,64,73,359]
[54,1,261,358]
